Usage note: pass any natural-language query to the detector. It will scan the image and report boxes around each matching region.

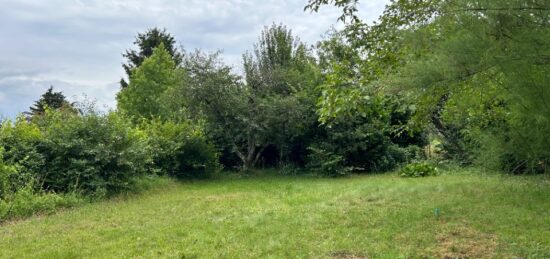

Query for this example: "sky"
[0,0,389,118]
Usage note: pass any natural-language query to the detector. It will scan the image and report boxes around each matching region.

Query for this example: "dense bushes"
[0,109,220,195]
[142,120,219,179]
[34,111,150,194]
[0,119,45,212]
[0,147,82,221]
[306,96,427,176]
[0,107,220,221]
[0,148,24,200]
[306,145,346,176]
[0,118,44,177]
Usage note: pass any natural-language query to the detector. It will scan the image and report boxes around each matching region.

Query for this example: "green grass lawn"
[1,170,549,258]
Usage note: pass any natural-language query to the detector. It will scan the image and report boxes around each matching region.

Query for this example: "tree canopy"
[117,43,183,121]
[120,27,183,89]
[26,86,73,116]
[307,0,550,173]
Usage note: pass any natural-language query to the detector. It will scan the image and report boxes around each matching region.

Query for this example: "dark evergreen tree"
[120,27,183,88]
[27,86,71,116]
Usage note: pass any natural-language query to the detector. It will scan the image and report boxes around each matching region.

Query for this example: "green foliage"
[0,148,23,200]
[35,110,150,194]
[244,23,319,96]
[141,120,219,179]
[0,186,82,222]
[236,24,321,169]
[0,117,44,177]
[175,25,321,170]
[176,50,253,169]
[306,145,346,176]
[121,27,183,89]
[310,0,439,123]
[26,86,74,117]
[0,147,83,222]
[309,95,427,174]
[392,0,550,173]
[399,162,438,177]
[117,44,184,121]
[308,0,550,173]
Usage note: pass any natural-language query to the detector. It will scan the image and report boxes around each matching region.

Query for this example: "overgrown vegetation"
[306,0,550,174]
[399,162,438,177]
[0,2,549,249]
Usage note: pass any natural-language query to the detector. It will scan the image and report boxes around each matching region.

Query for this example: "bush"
[35,110,150,195]
[0,120,42,203]
[399,162,439,177]
[142,120,219,179]
[0,118,44,177]
[306,145,347,176]
[306,95,428,174]
[0,148,82,222]
[0,148,25,201]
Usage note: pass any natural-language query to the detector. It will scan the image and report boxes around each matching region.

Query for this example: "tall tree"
[117,44,182,121]
[27,86,72,116]
[395,0,550,172]
[307,0,550,172]
[179,25,321,170]
[242,24,321,166]
[120,28,183,88]
[243,23,318,95]
[306,0,439,122]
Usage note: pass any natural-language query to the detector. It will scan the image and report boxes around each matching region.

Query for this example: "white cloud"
[0,0,389,118]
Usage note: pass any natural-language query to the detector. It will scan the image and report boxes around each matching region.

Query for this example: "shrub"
[399,162,439,177]
[307,95,428,174]
[0,120,42,203]
[35,110,150,195]
[142,120,219,179]
[306,145,346,176]
[0,118,44,177]
[0,148,83,222]
[0,148,25,201]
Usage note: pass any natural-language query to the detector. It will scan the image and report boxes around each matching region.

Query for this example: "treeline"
[0,24,425,220]
[114,25,427,173]
[2,0,548,220]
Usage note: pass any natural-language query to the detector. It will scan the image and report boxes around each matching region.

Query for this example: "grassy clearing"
[0,170,549,258]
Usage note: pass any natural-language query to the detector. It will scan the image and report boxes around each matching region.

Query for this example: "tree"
[176,50,265,170]
[117,44,183,121]
[306,0,439,122]
[242,24,321,167]
[394,0,550,172]
[120,28,183,88]
[27,86,72,116]
[243,23,319,96]
[178,24,321,170]
[307,0,550,173]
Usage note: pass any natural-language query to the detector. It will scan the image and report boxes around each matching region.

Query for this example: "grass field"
[0,170,549,258]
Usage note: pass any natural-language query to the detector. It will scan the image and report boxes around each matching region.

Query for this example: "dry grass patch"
[330,251,369,258]
[434,222,498,258]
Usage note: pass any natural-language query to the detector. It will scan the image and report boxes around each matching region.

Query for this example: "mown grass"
[0,170,549,258]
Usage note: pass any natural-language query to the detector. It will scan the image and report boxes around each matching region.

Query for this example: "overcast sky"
[0,0,388,118]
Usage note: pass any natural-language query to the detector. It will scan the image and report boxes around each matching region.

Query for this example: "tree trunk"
[233,133,267,171]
